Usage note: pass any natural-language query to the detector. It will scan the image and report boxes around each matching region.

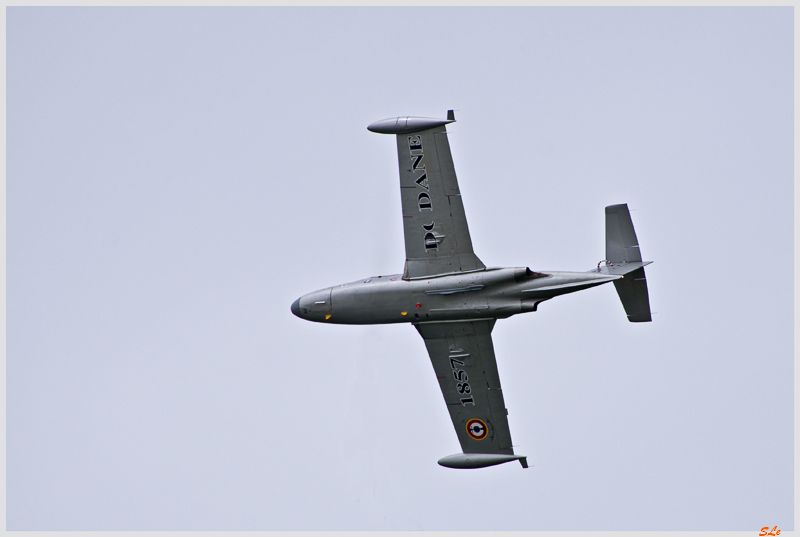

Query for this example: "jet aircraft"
[291,111,652,469]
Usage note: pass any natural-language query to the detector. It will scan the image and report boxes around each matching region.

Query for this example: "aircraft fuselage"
[291,267,621,325]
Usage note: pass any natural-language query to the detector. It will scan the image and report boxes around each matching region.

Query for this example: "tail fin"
[605,204,652,322]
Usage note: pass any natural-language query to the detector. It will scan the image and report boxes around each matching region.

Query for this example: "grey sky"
[7,6,793,531]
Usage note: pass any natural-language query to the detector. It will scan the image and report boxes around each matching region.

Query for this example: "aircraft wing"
[415,319,527,468]
[368,114,485,279]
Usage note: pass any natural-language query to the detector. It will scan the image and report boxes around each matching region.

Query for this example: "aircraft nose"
[291,298,302,317]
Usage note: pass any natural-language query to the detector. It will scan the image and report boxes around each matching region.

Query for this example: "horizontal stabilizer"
[438,453,528,469]
[614,267,652,322]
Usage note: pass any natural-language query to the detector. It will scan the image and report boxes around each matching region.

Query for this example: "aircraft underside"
[292,111,652,469]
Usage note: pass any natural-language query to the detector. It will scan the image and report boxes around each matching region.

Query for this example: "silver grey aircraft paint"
[291,111,652,469]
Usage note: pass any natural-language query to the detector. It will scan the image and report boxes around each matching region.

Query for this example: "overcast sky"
[7,6,794,531]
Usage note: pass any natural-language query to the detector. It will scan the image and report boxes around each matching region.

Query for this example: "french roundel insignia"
[466,418,488,441]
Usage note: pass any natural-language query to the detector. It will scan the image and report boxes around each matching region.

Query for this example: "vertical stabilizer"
[606,203,642,263]
[605,204,652,322]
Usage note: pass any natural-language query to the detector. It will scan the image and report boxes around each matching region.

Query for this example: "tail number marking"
[448,353,474,406]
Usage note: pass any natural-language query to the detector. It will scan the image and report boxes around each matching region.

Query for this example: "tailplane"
[603,204,652,322]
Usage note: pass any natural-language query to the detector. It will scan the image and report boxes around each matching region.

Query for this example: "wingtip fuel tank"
[367,114,455,134]
[438,453,528,469]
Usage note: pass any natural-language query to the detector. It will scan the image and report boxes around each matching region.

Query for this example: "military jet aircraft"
[291,111,652,469]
